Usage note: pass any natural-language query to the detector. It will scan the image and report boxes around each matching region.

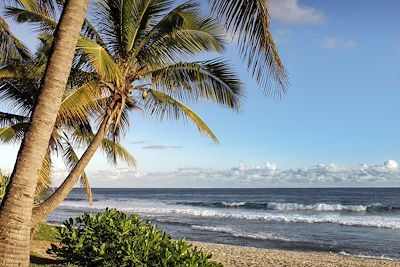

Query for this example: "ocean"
[47,188,400,260]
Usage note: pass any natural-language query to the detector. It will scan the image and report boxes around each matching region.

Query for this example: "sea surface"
[47,188,400,260]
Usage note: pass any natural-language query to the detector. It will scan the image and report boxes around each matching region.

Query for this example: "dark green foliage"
[50,209,223,267]
[33,223,60,242]
[0,170,10,203]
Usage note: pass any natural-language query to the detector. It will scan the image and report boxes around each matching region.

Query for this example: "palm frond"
[141,59,243,110]
[0,73,38,115]
[0,16,31,64]
[79,172,92,206]
[135,1,225,66]
[101,137,136,166]
[61,140,92,205]
[0,60,44,81]
[6,0,37,11]
[76,37,123,85]
[0,111,29,127]
[4,6,57,32]
[125,0,173,53]
[210,0,288,97]
[94,0,172,56]
[6,0,58,16]
[58,81,102,128]
[144,89,218,143]
[35,151,52,198]
[81,18,105,46]
[0,122,28,144]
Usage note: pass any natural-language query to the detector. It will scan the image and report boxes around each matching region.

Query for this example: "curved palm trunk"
[0,1,90,266]
[31,113,113,229]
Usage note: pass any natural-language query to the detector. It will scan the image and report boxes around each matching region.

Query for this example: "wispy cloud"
[142,145,182,150]
[130,140,147,144]
[323,38,357,49]
[269,0,325,25]
[64,160,400,188]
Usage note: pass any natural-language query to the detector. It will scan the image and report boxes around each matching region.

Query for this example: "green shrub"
[49,208,222,267]
[34,223,60,242]
[0,171,10,204]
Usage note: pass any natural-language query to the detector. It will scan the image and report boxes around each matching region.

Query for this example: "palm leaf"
[125,0,173,53]
[4,6,57,32]
[35,151,52,199]
[7,0,37,11]
[61,140,92,205]
[0,122,28,144]
[7,0,57,15]
[76,37,123,85]
[0,111,29,127]
[144,89,218,143]
[94,0,172,56]
[210,0,288,97]
[0,82,37,116]
[58,81,102,128]
[81,18,105,46]
[140,59,243,110]
[135,1,225,65]
[101,137,137,166]
[0,16,31,64]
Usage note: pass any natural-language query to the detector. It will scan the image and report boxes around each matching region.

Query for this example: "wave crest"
[176,201,400,213]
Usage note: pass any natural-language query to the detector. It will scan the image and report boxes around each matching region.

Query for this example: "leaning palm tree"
[0,32,136,206]
[0,1,91,264]
[19,0,243,227]
[0,0,287,265]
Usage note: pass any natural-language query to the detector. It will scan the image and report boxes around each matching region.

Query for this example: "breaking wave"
[60,201,400,229]
[175,201,400,213]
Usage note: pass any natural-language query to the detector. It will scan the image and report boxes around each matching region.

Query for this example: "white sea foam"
[339,251,397,261]
[267,202,368,212]
[221,202,246,207]
[60,200,400,229]
[190,225,290,241]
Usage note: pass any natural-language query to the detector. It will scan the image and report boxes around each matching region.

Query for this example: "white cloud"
[130,140,147,144]
[142,145,182,150]
[323,38,357,49]
[61,160,400,188]
[384,159,398,170]
[269,0,325,25]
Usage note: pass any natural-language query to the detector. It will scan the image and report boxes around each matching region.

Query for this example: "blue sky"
[2,0,400,187]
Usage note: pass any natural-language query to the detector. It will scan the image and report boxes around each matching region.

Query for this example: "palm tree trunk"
[31,112,114,229]
[0,1,90,266]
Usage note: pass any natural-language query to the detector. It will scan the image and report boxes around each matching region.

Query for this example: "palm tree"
[0,34,136,206]
[11,0,242,227]
[0,0,287,265]
[0,0,91,265]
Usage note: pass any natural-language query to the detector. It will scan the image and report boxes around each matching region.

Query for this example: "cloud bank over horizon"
[51,160,400,188]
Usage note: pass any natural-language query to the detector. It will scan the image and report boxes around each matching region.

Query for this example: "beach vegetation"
[50,209,222,267]
[0,170,10,203]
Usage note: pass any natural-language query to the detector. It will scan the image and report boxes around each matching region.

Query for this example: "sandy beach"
[192,241,400,267]
[31,240,400,267]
